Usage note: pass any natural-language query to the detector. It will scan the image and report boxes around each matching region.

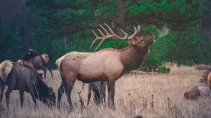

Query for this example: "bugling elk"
[0,60,56,108]
[56,23,155,110]
[19,49,54,79]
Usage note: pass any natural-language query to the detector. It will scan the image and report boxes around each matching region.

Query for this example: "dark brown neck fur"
[119,45,149,75]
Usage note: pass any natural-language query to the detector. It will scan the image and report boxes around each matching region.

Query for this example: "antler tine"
[91,23,129,51]
[120,29,128,39]
[99,25,110,35]
[98,29,106,37]
[104,23,128,39]
[127,25,140,40]
[94,38,106,52]
[90,30,101,48]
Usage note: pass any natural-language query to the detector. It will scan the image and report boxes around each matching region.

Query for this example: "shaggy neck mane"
[119,45,149,75]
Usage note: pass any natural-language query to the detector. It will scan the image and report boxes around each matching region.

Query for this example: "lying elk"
[0,60,56,108]
[56,23,155,110]
[22,49,54,79]
[87,81,107,106]
[182,86,211,99]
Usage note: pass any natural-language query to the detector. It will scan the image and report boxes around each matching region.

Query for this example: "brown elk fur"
[56,25,155,110]
[22,49,54,79]
[208,72,211,89]
[41,54,49,65]
[17,59,23,65]
[182,86,211,99]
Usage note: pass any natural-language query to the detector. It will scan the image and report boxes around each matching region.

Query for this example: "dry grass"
[0,66,210,118]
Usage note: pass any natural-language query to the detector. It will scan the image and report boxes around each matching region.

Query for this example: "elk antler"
[90,23,128,52]
[127,25,140,40]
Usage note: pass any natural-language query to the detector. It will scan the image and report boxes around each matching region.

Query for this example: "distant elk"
[20,49,54,79]
[0,60,56,108]
[87,81,107,106]
[182,86,211,99]
[56,23,155,110]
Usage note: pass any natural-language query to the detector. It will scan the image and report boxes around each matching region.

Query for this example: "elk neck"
[34,75,51,99]
[119,45,150,75]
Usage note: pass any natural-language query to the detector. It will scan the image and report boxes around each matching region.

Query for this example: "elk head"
[43,87,56,106]
[91,23,155,51]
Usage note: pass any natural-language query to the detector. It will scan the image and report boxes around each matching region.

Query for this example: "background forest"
[0,0,210,71]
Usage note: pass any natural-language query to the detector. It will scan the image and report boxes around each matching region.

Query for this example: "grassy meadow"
[0,66,211,118]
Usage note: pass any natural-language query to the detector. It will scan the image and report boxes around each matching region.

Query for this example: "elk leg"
[0,84,5,103]
[41,66,47,79]
[87,83,92,106]
[28,85,37,108]
[93,86,100,105]
[57,74,67,109]
[107,79,115,109]
[46,64,54,79]
[101,81,107,104]
[19,90,24,108]
[65,79,76,111]
[5,81,16,108]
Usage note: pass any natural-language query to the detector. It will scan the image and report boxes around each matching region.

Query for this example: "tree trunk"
[115,0,125,36]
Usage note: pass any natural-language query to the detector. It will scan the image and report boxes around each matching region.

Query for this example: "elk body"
[182,86,211,99]
[56,24,155,110]
[22,49,54,79]
[87,81,107,106]
[0,60,56,108]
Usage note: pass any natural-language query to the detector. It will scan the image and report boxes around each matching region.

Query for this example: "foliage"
[152,27,203,66]
[30,39,70,68]
[24,0,209,71]
[26,0,207,40]
[0,25,25,62]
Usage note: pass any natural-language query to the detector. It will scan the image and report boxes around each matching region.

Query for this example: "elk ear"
[127,36,139,45]
[48,87,53,95]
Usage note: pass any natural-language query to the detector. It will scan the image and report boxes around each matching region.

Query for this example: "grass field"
[0,66,210,118]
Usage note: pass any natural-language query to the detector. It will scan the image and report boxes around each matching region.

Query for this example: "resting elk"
[0,60,56,108]
[56,23,155,110]
[22,49,54,79]
[182,86,211,99]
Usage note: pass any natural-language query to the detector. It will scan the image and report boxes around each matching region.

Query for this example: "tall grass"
[0,66,210,118]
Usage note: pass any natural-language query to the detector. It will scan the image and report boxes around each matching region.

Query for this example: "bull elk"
[56,23,155,110]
